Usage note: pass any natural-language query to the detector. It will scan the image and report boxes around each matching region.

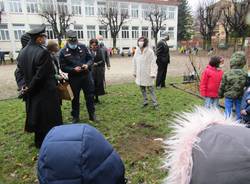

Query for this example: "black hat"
[27,24,47,37]
[66,30,77,42]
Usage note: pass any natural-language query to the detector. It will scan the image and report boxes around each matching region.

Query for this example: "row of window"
[0,0,176,19]
[0,24,175,41]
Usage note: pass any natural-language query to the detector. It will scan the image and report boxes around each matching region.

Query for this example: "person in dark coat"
[17,24,62,148]
[89,38,107,103]
[38,124,126,184]
[15,33,30,92]
[156,32,170,89]
[241,86,250,125]
[60,30,96,123]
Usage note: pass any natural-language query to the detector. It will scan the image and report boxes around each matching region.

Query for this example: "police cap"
[66,30,78,42]
[27,24,47,37]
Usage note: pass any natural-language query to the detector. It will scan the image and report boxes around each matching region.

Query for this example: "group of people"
[200,51,250,124]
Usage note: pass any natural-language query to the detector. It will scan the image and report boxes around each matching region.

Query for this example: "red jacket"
[200,65,223,98]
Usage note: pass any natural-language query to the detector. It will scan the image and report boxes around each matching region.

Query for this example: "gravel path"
[0,54,230,100]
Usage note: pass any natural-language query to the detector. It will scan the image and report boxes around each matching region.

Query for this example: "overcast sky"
[188,0,200,13]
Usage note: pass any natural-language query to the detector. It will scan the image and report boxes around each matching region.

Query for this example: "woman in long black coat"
[17,25,62,148]
[89,39,107,103]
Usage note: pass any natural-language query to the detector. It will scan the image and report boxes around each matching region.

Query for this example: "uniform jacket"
[38,124,126,184]
[219,52,247,99]
[133,47,157,86]
[59,43,93,77]
[17,40,62,133]
[156,40,170,64]
[200,65,223,98]
[241,87,250,122]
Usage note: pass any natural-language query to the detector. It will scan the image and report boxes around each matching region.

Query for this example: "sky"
[188,0,200,13]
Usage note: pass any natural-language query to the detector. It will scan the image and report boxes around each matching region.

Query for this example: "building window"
[85,0,94,16]
[13,24,25,41]
[0,24,10,41]
[168,7,175,19]
[87,25,96,39]
[168,27,175,39]
[0,1,5,12]
[131,4,138,18]
[161,6,167,19]
[8,0,22,13]
[122,26,129,39]
[160,27,166,37]
[27,0,39,13]
[120,3,129,15]
[99,25,107,39]
[72,0,81,15]
[57,0,68,14]
[46,26,56,39]
[40,0,54,11]
[74,25,84,39]
[97,1,106,16]
[132,26,139,39]
[142,4,149,19]
[142,26,148,38]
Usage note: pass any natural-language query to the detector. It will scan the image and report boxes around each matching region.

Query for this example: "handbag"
[57,81,74,101]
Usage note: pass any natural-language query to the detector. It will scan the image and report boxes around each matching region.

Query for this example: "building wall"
[0,0,178,54]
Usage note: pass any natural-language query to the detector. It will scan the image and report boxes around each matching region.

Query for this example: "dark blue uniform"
[60,43,95,121]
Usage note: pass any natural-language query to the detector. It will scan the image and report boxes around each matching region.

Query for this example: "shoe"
[156,86,161,90]
[94,99,100,104]
[89,113,98,122]
[153,104,159,110]
[72,117,80,123]
[141,103,148,108]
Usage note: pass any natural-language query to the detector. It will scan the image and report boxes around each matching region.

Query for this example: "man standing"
[60,30,97,123]
[17,24,62,148]
[156,32,170,89]
[96,35,111,70]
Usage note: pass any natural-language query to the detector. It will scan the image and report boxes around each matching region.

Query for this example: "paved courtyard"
[0,53,230,100]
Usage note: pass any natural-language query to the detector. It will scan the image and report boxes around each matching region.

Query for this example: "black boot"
[89,113,98,122]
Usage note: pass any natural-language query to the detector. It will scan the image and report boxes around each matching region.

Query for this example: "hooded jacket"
[200,65,223,98]
[38,124,126,184]
[219,51,248,99]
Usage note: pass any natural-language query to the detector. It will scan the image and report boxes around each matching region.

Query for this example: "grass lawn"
[0,82,202,184]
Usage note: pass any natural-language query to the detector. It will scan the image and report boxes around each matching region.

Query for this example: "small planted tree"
[99,1,129,48]
[39,0,72,47]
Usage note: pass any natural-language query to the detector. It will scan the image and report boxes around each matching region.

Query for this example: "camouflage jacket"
[219,69,248,99]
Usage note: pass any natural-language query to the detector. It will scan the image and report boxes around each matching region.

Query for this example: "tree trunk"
[225,31,229,47]
[154,33,158,48]
[57,36,62,48]
[112,36,117,49]
[233,37,237,52]
[241,36,246,51]
[207,35,212,50]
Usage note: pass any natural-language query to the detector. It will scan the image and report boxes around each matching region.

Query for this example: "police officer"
[60,30,97,122]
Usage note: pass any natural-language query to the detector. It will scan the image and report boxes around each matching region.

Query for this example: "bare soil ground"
[0,53,230,100]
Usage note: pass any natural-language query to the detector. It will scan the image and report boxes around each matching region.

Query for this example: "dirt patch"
[116,122,164,163]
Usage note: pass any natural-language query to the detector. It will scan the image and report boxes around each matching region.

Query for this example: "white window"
[120,3,129,16]
[168,27,175,39]
[160,27,166,37]
[141,26,148,38]
[122,26,129,39]
[132,26,139,39]
[0,1,5,12]
[72,0,81,15]
[0,24,10,41]
[142,4,149,18]
[57,0,68,14]
[131,4,138,18]
[161,6,167,19]
[87,25,96,39]
[99,25,108,39]
[74,25,84,39]
[168,6,175,19]
[46,26,56,39]
[8,0,22,13]
[85,0,94,16]
[40,0,54,12]
[13,24,25,41]
[27,0,39,13]
[97,1,106,16]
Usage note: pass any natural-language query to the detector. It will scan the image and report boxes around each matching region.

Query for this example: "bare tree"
[145,4,167,47]
[0,1,4,24]
[223,0,250,50]
[39,1,72,47]
[197,0,221,50]
[99,1,129,49]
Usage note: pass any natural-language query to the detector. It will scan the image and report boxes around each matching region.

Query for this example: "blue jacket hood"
[38,124,125,184]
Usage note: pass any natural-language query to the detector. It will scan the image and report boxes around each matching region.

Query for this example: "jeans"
[204,97,219,108]
[224,97,242,120]
[140,86,158,106]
